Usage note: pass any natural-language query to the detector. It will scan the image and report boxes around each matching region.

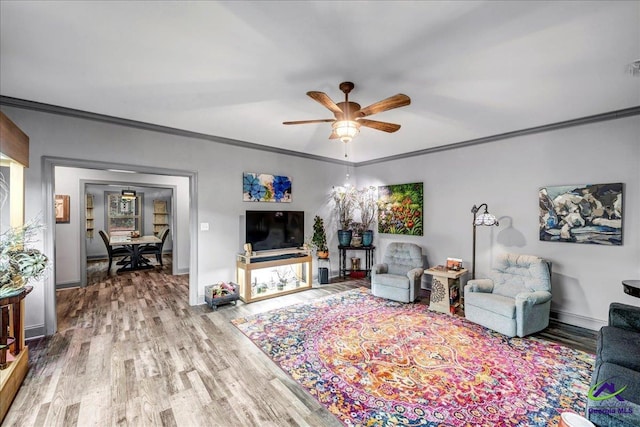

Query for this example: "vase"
[317,250,329,259]
[0,277,26,299]
[351,235,362,247]
[337,230,352,247]
[362,230,374,247]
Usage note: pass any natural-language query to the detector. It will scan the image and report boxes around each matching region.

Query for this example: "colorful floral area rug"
[231,288,594,426]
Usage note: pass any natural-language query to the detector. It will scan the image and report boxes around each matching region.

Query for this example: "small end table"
[622,280,640,298]
[425,268,468,315]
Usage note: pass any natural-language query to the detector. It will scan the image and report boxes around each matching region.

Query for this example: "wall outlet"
[200,222,209,231]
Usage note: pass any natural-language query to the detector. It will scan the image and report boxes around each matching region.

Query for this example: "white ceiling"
[1,1,638,163]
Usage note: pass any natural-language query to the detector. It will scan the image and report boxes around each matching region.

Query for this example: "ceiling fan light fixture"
[333,120,360,143]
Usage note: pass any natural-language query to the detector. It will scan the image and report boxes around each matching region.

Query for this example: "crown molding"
[2,95,638,167]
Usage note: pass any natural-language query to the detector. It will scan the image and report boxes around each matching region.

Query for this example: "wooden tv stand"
[236,249,312,303]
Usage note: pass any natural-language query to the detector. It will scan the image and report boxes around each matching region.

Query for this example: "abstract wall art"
[243,172,292,203]
[539,182,623,245]
[377,182,423,236]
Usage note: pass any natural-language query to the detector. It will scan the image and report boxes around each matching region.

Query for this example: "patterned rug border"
[231,287,595,427]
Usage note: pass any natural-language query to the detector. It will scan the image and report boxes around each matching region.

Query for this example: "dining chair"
[140,227,170,266]
[98,230,131,272]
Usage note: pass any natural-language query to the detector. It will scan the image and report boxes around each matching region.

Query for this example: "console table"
[338,245,375,279]
[236,250,312,303]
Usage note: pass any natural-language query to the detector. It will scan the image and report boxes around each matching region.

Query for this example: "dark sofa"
[587,303,640,426]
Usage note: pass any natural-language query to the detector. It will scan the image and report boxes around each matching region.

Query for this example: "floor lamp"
[471,203,499,279]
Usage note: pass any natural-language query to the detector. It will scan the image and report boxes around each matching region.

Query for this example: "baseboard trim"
[25,324,46,339]
[550,309,606,331]
[56,281,81,289]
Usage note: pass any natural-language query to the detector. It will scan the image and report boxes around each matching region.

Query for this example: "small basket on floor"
[205,282,240,310]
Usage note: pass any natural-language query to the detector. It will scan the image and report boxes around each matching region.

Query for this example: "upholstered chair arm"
[372,263,388,275]
[609,302,640,332]
[406,267,424,302]
[515,290,552,306]
[465,279,494,293]
[515,290,552,337]
[406,267,424,282]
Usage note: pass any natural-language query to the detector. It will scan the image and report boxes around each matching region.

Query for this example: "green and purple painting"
[377,182,423,236]
[243,172,292,202]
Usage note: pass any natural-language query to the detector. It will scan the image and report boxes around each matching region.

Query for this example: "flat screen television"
[245,210,305,251]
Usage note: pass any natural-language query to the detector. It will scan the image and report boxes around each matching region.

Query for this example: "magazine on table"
[446,257,463,271]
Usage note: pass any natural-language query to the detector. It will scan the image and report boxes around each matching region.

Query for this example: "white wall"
[3,104,638,334]
[1,106,346,336]
[357,115,640,329]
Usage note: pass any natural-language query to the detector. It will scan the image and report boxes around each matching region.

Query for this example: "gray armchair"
[371,242,424,303]
[464,253,551,337]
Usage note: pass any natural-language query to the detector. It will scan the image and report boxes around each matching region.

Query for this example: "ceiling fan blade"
[283,119,335,125]
[356,94,411,117]
[307,91,343,115]
[329,131,339,139]
[357,119,401,133]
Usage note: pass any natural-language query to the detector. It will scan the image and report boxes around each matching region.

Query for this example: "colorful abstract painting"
[243,172,292,202]
[539,182,623,245]
[377,182,423,235]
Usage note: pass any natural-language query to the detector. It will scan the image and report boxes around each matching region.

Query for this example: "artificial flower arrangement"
[209,281,237,298]
[0,220,49,298]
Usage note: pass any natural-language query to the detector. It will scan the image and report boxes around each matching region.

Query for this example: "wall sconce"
[471,203,499,279]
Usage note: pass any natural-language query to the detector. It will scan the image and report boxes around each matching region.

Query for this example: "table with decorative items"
[338,245,375,279]
[425,267,468,315]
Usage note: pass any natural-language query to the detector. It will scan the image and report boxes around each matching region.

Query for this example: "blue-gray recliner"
[371,242,424,303]
[464,253,551,337]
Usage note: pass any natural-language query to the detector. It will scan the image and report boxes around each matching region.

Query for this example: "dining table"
[109,234,162,273]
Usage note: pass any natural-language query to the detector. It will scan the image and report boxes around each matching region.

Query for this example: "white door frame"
[42,156,198,336]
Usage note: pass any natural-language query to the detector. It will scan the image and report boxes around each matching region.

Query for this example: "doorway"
[42,157,198,336]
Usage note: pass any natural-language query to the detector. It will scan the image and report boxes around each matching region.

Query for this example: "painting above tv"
[245,210,305,251]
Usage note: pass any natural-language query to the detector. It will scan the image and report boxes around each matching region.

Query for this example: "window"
[106,192,143,235]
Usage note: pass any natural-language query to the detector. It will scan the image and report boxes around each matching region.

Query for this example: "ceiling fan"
[283,81,410,143]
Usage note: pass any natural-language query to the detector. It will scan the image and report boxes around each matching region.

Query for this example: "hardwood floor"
[3,264,596,426]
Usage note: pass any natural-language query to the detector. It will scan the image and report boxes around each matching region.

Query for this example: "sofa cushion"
[465,293,515,318]
[598,326,640,372]
[373,273,409,289]
[490,254,551,298]
[587,362,640,427]
[382,243,423,276]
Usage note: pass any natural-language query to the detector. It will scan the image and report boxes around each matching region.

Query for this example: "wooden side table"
[425,268,468,315]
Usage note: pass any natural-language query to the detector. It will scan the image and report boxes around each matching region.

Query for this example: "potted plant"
[356,186,377,247]
[331,186,356,247]
[310,215,329,259]
[1,221,49,298]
